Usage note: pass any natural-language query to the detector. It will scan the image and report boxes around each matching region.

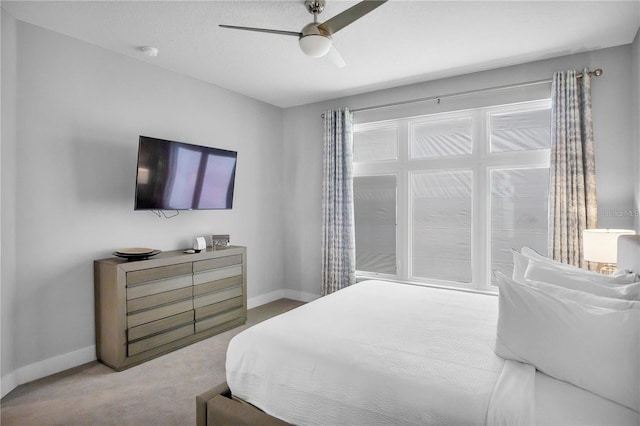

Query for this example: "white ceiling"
[3,1,640,108]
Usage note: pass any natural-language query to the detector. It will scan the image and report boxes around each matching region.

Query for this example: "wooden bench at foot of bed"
[196,382,291,426]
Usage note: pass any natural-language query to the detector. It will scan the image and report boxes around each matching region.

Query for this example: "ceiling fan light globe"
[299,35,332,57]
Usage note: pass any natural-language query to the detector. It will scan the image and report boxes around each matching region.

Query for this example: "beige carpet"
[1,298,304,426]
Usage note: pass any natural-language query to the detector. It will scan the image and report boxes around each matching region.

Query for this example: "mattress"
[226,280,639,425]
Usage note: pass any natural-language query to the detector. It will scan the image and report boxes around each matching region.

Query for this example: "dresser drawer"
[128,324,194,356]
[126,263,192,286]
[195,296,244,321]
[193,286,242,309]
[193,255,242,273]
[127,287,193,313]
[193,265,242,286]
[128,311,195,342]
[127,299,194,328]
[195,308,244,333]
[193,275,242,297]
[126,275,192,300]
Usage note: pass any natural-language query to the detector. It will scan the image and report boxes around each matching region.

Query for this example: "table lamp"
[583,229,636,274]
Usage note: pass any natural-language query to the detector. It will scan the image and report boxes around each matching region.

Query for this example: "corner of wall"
[632,27,640,232]
[1,6,19,398]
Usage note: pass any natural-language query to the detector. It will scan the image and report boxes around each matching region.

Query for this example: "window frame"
[353,99,551,292]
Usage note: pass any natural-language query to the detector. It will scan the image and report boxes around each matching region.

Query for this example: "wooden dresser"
[94,246,247,370]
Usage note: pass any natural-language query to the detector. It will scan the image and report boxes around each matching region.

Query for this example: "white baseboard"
[282,289,320,303]
[247,289,286,309]
[247,289,320,309]
[1,345,96,399]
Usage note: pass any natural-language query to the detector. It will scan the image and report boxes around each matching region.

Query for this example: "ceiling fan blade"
[326,45,346,68]
[219,24,301,38]
[317,0,387,35]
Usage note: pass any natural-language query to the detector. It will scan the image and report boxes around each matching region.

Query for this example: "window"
[353,125,398,161]
[489,167,549,284]
[354,175,397,275]
[410,116,473,158]
[411,170,472,282]
[353,100,550,291]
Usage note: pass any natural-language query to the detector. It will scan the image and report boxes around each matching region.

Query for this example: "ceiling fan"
[219,0,387,67]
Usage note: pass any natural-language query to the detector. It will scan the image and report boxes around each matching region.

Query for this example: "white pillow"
[524,259,640,300]
[510,249,530,283]
[523,277,640,310]
[494,272,640,411]
[612,268,640,281]
[520,247,638,284]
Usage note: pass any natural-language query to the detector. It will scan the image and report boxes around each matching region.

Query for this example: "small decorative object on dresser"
[193,237,207,252]
[94,245,247,370]
[212,234,230,250]
[112,247,161,261]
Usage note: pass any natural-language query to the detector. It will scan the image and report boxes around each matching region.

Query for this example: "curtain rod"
[344,68,603,115]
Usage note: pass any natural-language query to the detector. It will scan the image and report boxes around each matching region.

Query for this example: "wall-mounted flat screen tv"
[134,136,237,210]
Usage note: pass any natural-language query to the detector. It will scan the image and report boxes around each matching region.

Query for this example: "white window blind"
[354,175,397,275]
[353,99,551,291]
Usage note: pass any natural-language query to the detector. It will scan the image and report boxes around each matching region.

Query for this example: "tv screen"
[134,136,237,210]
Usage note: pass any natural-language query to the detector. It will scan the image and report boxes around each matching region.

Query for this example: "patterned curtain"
[321,108,356,295]
[548,68,598,267]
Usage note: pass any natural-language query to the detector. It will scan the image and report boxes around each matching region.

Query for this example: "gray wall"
[633,29,640,232]
[1,14,285,389]
[283,45,639,298]
[1,8,19,388]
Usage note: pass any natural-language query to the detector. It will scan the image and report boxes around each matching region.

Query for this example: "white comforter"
[227,280,505,425]
[226,280,639,425]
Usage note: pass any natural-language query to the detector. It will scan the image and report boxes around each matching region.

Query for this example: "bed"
[196,235,640,426]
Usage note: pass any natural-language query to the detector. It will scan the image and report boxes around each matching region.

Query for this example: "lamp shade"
[583,229,636,264]
[299,34,332,57]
